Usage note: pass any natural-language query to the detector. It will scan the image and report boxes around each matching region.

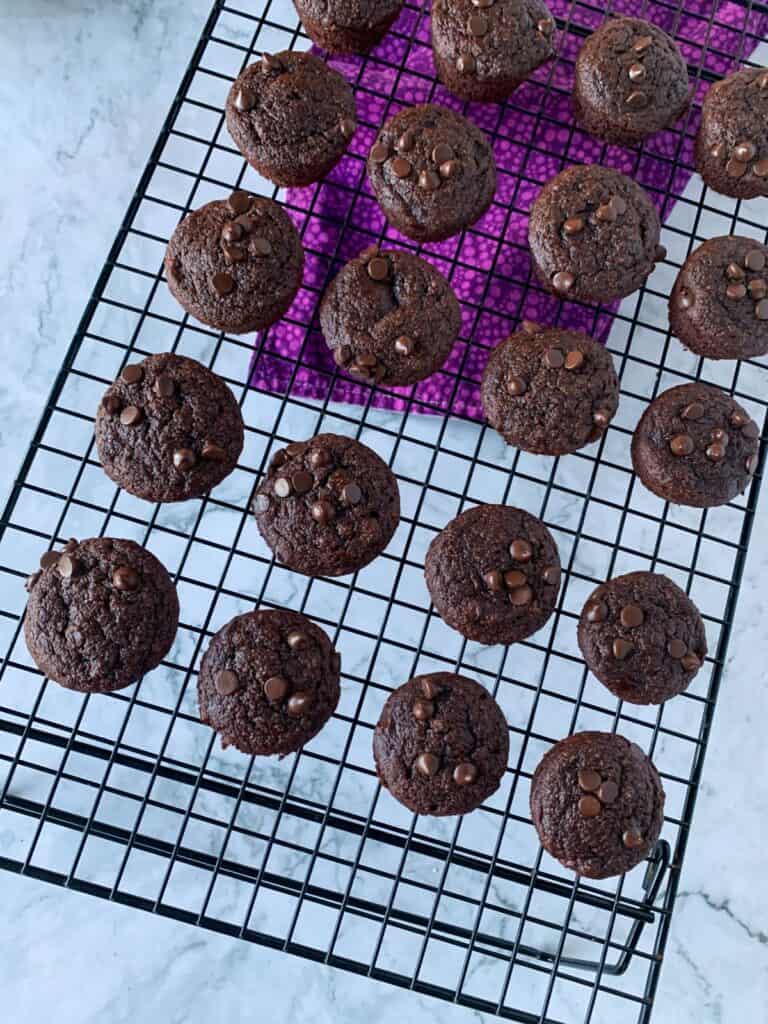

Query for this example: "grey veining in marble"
[0,3,767,1023]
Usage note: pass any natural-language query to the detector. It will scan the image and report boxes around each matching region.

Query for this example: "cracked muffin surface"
[373,672,509,816]
[253,433,400,577]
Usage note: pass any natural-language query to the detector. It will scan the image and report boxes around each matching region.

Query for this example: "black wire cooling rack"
[1,1,767,1021]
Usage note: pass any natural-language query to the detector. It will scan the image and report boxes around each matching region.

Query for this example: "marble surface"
[1,2,767,1022]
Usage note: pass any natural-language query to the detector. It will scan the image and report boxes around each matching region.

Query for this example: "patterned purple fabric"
[250,1,767,421]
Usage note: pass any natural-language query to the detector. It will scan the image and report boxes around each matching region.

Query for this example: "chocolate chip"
[579,795,601,818]
[625,90,648,110]
[509,539,532,562]
[456,53,476,74]
[228,191,253,215]
[710,142,726,160]
[339,117,355,140]
[235,214,259,233]
[598,780,619,804]
[749,279,767,300]
[656,245,667,262]
[121,364,144,385]
[422,678,441,700]
[745,249,767,272]
[309,448,331,470]
[726,283,747,300]
[484,569,504,591]
[416,752,439,776]
[394,335,415,356]
[542,566,560,586]
[681,652,702,672]
[592,409,610,428]
[612,638,634,660]
[391,156,412,178]
[413,699,434,722]
[726,157,748,178]
[103,395,122,416]
[585,600,607,623]
[439,159,459,179]
[503,569,526,589]
[746,454,759,474]
[292,471,313,495]
[711,428,729,444]
[112,565,139,591]
[706,443,726,461]
[563,350,584,371]
[521,320,540,334]
[670,433,694,456]
[678,288,694,310]
[274,477,292,498]
[287,631,307,650]
[222,242,245,263]
[418,169,441,192]
[287,691,312,716]
[367,257,389,281]
[468,13,488,35]
[453,762,478,785]
[253,493,270,514]
[753,159,768,178]
[509,585,533,607]
[681,402,704,420]
[370,142,390,163]
[633,35,653,54]
[734,140,757,163]
[623,829,644,849]
[610,196,628,216]
[563,216,585,235]
[57,554,80,579]
[40,550,60,570]
[342,483,362,505]
[235,87,256,112]
[216,669,239,696]
[120,405,142,427]
[726,262,744,281]
[334,345,353,366]
[153,374,175,398]
[552,270,575,292]
[755,299,768,320]
[620,604,644,628]
[543,347,564,369]
[628,62,646,82]
[537,17,554,35]
[596,201,617,223]
[263,675,289,701]
[249,237,272,258]
[578,769,601,792]
[173,448,196,471]
[506,374,527,396]
[667,637,687,659]
[261,53,283,72]
[212,272,234,296]
[396,130,415,152]
[311,499,335,525]
[742,419,760,439]
[432,143,454,165]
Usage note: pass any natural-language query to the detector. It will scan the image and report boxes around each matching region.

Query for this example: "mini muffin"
[252,433,400,577]
[373,673,509,816]
[695,67,768,200]
[425,504,561,645]
[24,538,179,693]
[293,0,404,53]
[320,246,462,387]
[165,191,303,334]
[669,236,768,360]
[198,609,341,756]
[631,382,760,508]
[573,17,691,146]
[530,732,665,879]
[528,164,662,304]
[431,0,556,103]
[578,571,707,705]
[95,353,244,503]
[226,51,356,187]
[481,324,619,455]
[367,103,497,243]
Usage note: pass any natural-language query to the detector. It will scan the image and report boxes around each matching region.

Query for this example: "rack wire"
[1,1,767,1021]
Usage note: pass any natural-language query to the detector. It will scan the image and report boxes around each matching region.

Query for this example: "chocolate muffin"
[530,731,665,879]
[695,67,768,200]
[293,0,404,53]
[24,537,179,694]
[165,191,304,334]
[253,433,400,577]
[431,0,556,103]
[573,17,691,146]
[528,164,662,304]
[631,382,760,508]
[367,103,497,243]
[198,609,341,756]
[226,52,356,187]
[320,246,462,387]
[95,353,244,503]
[425,504,561,645]
[373,672,509,816]
[578,571,707,705]
[481,324,619,455]
[670,236,768,360]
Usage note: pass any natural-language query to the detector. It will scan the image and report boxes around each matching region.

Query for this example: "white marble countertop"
[1,3,766,1022]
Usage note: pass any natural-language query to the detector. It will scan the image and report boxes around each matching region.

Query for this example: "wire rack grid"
[1,1,767,1022]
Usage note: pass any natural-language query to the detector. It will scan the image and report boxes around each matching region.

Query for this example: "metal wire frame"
[0,1,766,1021]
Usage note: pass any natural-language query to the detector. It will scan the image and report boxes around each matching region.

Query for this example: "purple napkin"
[249,1,767,421]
